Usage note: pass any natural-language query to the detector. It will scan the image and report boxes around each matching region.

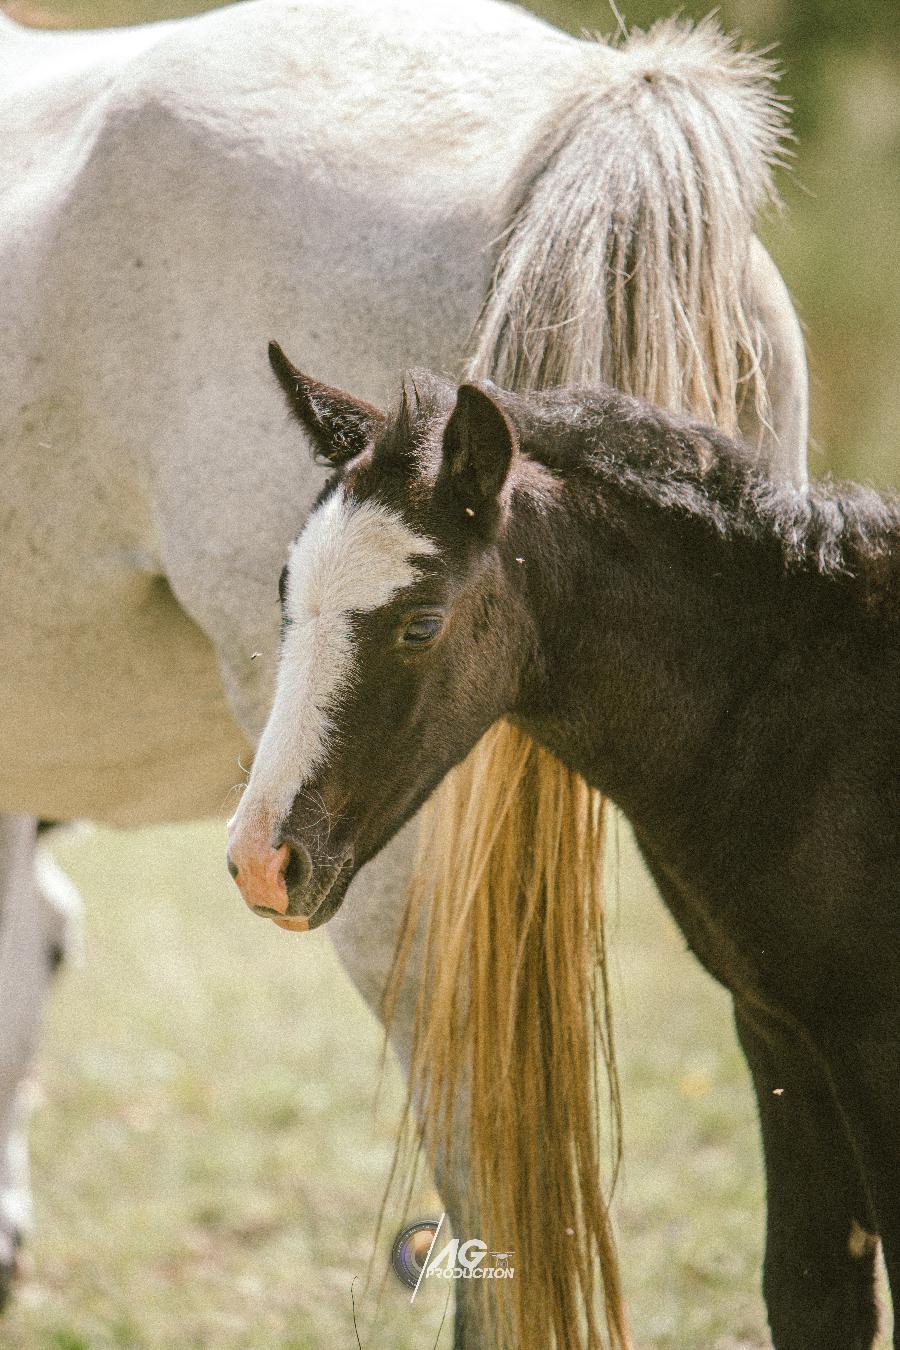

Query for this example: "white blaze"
[229,489,436,849]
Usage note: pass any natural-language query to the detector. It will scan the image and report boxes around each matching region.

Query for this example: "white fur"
[230,492,436,846]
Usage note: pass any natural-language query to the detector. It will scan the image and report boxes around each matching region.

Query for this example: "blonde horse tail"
[389,19,787,1349]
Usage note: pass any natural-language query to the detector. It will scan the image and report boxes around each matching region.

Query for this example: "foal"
[232,346,899,1349]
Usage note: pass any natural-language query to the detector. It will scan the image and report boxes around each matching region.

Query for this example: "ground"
[1,821,891,1348]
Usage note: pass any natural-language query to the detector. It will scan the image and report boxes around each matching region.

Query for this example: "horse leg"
[734,1004,880,1349]
[817,1037,900,1347]
[0,815,81,1310]
[326,819,493,1349]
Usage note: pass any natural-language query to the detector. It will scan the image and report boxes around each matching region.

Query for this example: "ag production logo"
[391,1213,515,1302]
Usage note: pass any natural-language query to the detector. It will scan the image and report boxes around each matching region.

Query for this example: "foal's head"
[227,344,546,928]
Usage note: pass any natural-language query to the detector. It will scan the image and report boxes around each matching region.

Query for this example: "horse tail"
[392,20,787,1349]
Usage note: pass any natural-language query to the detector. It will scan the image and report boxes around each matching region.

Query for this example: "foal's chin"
[273,854,355,931]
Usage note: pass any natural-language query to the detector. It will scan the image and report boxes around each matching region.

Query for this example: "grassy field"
[0,823,889,1348]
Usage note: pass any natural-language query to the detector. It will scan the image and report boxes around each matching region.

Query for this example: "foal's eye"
[401,614,443,647]
[278,564,289,606]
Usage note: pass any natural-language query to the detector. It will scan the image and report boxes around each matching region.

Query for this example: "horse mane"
[385,18,789,1350]
[760,479,900,590]
[545,388,900,599]
[512,385,900,592]
[642,457,900,590]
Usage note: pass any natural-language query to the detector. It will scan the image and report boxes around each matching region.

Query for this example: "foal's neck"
[510,404,819,850]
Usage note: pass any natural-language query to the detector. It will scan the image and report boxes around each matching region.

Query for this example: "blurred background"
[1,1,897,1347]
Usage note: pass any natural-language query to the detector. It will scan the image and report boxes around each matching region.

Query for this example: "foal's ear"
[268,341,386,466]
[441,381,518,529]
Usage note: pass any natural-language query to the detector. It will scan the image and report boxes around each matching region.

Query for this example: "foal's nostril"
[227,855,239,880]
[282,841,313,894]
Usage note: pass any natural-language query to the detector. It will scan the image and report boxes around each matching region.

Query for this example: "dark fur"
[275,355,899,1349]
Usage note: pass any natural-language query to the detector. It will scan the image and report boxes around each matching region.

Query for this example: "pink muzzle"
[227,838,311,933]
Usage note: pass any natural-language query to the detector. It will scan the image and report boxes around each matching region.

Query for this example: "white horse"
[0,1,807,1344]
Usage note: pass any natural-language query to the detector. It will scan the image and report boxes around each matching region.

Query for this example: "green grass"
[5,823,458,1350]
[1,822,890,1347]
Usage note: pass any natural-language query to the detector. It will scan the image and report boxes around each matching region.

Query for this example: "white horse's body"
[0,0,808,1338]
[0,0,612,825]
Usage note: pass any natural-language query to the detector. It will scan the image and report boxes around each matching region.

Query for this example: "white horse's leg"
[33,834,84,974]
[0,815,41,1305]
[0,816,81,1309]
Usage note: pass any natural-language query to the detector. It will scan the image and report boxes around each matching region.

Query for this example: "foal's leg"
[0,816,80,1309]
[734,1005,880,1350]
[327,819,492,1350]
[820,1038,900,1347]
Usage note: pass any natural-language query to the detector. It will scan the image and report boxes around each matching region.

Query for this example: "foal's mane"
[389,377,899,604]
[513,387,900,597]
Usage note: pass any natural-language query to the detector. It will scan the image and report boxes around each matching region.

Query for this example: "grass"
[2,821,890,1347]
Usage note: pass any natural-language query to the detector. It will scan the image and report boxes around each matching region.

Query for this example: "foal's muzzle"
[227,839,354,932]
